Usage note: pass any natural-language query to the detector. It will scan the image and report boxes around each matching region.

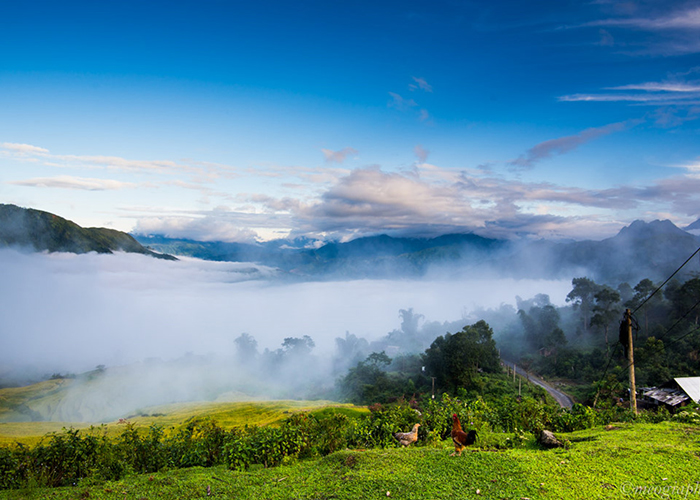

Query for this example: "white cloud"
[1,143,50,155]
[0,142,214,176]
[388,92,418,111]
[9,175,136,191]
[132,206,299,243]
[409,77,433,92]
[610,82,700,92]
[510,120,639,169]
[321,147,358,164]
[590,6,700,30]
[414,145,429,163]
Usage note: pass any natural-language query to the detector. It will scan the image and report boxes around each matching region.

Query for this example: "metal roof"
[674,377,700,403]
[643,387,689,407]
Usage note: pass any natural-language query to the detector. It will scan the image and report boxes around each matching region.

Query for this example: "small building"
[642,377,700,411]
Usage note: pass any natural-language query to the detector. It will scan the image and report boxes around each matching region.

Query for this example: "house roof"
[674,377,700,403]
[643,387,689,407]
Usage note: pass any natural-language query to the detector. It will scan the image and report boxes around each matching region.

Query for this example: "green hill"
[0,204,176,260]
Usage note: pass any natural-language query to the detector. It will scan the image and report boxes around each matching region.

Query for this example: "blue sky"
[2,0,700,242]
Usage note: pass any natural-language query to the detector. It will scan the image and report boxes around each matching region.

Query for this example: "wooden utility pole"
[625,309,637,415]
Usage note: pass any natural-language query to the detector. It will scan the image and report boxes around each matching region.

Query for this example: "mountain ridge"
[135,218,700,283]
[0,204,176,260]
[3,203,699,283]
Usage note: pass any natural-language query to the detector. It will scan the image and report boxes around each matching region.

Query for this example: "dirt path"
[501,360,574,409]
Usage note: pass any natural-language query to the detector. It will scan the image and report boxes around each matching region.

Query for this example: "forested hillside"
[0,204,175,259]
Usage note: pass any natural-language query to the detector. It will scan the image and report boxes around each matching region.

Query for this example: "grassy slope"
[0,400,367,447]
[3,421,699,499]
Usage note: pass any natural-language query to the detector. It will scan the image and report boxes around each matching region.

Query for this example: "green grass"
[3,421,699,499]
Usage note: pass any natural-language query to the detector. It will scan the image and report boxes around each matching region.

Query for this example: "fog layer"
[0,249,573,420]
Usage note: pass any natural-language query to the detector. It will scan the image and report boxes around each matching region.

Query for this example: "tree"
[591,286,621,350]
[337,352,394,404]
[566,277,600,335]
[282,335,315,357]
[333,331,369,373]
[422,320,500,392]
[386,308,425,352]
[234,333,258,364]
[669,278,700,325]
[366,351,392,367]
[517,296,562,352]
[617,282,634,305]
[626,279,656,337]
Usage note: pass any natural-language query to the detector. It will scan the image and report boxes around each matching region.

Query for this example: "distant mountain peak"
[685,218,700,232]
[616,219,689,239]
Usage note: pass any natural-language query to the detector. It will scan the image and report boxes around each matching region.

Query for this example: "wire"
[631,246,700,316]
[657,297,700,343]
[592,245,700,403]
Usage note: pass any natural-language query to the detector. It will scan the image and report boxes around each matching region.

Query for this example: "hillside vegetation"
[0,393,364,447]
[3,421,699,499]
[0,204,175,259]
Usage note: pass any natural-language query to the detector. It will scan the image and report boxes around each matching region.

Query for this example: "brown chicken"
[450,413,477,456]
[393,423,420,447]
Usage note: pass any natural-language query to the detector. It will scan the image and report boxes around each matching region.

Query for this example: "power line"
[657,297,700,344]
[591,245,700,405]
[631,245,700,316]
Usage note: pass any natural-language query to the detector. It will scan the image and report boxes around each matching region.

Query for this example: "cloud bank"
[0,249,572,379]
[5,139,700,243]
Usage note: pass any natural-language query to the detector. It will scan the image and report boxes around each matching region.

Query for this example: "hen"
[393,423,420,447]
[450,413,477,456]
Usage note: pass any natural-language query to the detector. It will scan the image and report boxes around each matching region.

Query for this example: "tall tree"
[282,335,315,357]
[422,320,499,392]
[669,278,700,325]
[626,278,656,336]
[591,286,621,350]
[518,301,562,352]
[566,277,600,335]
[333,331,369,373]
[234,333,258,364]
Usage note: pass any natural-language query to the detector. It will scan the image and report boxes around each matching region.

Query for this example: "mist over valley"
[0,243,578,420]
[3,203,700,421]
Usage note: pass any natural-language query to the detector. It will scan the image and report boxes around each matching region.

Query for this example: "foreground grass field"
[3,421,699,499]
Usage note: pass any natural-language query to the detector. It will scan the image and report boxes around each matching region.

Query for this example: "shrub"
[118,423,167,473]
[167,417,227,468]
[672,409,700,425]
[348,403,421,449]
[29,427,122,487]
[0,445,29,489]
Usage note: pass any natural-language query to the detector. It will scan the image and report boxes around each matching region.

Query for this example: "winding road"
[501,360,574,409]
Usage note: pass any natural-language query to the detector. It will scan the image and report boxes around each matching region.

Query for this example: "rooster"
[393,423,420,447]
[450,413,477,456]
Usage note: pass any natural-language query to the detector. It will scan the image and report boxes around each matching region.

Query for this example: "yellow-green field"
[0,400,367,447]
[0,376,367,447]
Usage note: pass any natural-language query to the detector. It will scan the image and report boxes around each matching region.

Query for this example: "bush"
[348,403,421,448]
[420,393,486,438]
[0,445,29,489]
[119,423,167,473]
[29,427,123,487]
[672,409,700,425]
[167,417,227,468]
